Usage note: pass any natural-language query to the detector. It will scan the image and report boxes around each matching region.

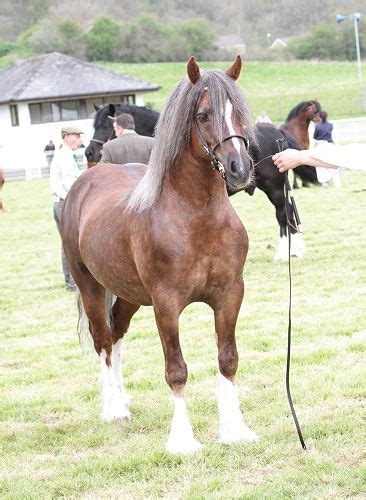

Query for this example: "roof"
[0,52,160,104]
[217,34,246,48]
[270,37,291,49]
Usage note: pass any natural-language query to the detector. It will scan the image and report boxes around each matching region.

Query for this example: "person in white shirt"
[50,126,83,291]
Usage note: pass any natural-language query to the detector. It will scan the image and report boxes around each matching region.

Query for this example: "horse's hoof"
[115,414,131,425]
[220,425,259,445]
[102,405,131,423]
[166,437,203,454]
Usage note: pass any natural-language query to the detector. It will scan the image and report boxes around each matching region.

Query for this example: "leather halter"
[196,122,249,180]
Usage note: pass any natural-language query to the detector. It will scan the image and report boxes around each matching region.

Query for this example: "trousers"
[53,200,75,288]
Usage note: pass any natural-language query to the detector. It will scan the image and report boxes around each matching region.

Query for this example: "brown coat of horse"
[61,57,259,453]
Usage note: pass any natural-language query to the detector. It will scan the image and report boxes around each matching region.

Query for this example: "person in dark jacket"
[101,113,154,165]
[313,111,333,143]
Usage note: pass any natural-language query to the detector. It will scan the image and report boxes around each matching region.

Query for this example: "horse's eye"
[197,113,209,123]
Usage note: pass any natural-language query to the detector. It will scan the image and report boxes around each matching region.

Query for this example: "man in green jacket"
[101,113,154,165]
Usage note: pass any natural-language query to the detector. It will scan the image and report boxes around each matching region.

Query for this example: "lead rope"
[276,138,307,451]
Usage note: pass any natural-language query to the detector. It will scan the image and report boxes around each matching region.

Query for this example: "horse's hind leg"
[214,280,258,445]
[76,271,136,423]
[107,297,140,422]
[153,297,202,454]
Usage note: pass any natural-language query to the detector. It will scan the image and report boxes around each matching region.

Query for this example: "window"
[29,103,42,124]
[10,104,19,126]
[28,96,136,124]
[29,100,79,124]
[86,95,136,118]
[60,101,78,120]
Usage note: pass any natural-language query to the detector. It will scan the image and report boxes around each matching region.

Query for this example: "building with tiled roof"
[0,52,160,176]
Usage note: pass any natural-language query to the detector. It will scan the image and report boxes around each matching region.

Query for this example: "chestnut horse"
[61,56,258,453]
[281,100,321,188]
[85,103,319,260]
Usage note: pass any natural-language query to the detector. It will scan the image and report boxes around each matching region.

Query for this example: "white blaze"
[225,100,241,154]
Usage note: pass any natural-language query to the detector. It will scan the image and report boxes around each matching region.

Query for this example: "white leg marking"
[225,101,241,154]
[274,235,289,261]
[217,374,258,444]
[166,396,202,454]
[290,232,306,257]
[100,347,131,423]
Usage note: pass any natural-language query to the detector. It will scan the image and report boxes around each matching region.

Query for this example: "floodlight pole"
[336,12,362,84]
[353,15,363,84]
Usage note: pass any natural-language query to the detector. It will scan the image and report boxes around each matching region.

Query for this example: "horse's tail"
[76,289,116,353]
[280,130,319,185]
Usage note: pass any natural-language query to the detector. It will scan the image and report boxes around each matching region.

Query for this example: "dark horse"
[62,56,259,453]
[245,100,321,259]
[85,103,159,168]
[85,100,318,260]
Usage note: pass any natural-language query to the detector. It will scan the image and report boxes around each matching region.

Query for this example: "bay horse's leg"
[76,272,134,423]
[153,299,202,454]
[108,298,140,421]
[214,280,259,445]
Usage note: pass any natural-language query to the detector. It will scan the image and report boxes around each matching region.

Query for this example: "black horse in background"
[85,103,159,168]
[85,103,318,260]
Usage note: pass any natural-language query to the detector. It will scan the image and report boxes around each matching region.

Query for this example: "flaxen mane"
[125,69,255,213]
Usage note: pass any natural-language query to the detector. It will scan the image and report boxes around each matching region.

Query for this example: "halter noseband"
[89,138,105,145]
[199,133,249,180]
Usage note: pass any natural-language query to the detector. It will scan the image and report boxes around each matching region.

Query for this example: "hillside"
[2,0,366,58]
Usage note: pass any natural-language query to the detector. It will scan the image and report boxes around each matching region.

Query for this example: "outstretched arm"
[272,148,338,173]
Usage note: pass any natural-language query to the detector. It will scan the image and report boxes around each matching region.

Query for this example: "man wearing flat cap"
[50,126,83,291]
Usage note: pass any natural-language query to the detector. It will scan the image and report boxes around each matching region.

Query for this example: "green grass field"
[100,60,366,121]
[1,173,365,498]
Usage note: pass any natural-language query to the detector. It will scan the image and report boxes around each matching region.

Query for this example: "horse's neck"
[284,117,310,148]
[163,152,227,210]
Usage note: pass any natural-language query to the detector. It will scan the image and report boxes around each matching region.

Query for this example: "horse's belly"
[82,254,153,306]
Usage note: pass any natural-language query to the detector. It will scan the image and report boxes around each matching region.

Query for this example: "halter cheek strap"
[198,128,249,180]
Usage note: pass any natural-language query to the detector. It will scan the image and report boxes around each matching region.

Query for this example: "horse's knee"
[218,344,238,380]
[165,358,188,392]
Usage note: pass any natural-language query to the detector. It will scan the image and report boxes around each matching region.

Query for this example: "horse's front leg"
[214,280,259,445]
[153,298,202,454]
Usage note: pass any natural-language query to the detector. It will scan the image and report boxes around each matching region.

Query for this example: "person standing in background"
[313,111,341,187]
[313,111,333,143]
[50,126,84,291]
[44,139,56,167]
[101,113,154,165]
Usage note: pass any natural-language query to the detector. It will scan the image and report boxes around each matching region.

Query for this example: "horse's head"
[188,56,254,191]
[309,100,321,122]
[84,104,116,166]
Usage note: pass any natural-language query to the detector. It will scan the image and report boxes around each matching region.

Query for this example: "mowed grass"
[0,173,365,498]
[100,60,366,121]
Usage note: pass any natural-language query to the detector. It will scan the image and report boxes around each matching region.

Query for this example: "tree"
[177,19,216,59]
[84,16,120,61]
[54,19,83,57]
[120,14,175,62]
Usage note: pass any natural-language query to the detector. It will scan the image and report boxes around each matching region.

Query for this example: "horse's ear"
[226,55,242,81]
[187,56,200,84]
[93,103,99,111]
[108,103,115,116]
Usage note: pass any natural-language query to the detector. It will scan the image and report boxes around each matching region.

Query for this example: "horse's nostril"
[231,161,238,176]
